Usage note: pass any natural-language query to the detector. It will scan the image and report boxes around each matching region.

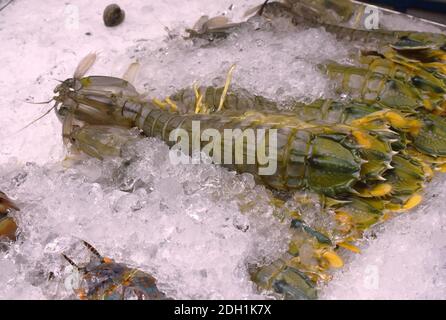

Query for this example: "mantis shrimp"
[46,51,432,299]
[25,0,443,302]
[186,1,446,169]
[63,240,169,300]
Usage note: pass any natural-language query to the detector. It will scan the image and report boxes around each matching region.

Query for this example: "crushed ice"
[0,138,289,299]
[322,176,446,299]
[130,22,350,104]
[0,0,445,299]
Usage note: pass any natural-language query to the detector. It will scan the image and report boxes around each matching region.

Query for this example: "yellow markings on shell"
[407,119,422,136]
[439,64,446,74]
[429,51,446,61]
[351,111,390,128]
[352,130,372,149]
[80,77,92,87]
[386,194,422,213]
[217,64,236,112]
[385,111,407,128]
[421,62,445,76]
[384,111,420,135]
[321,250,344,269]
[350,116,371,127]
[403,194,422,210]
[352,110,421,134]
[360,183,392,197]
[391,112,420,134]
[338,242,361,254]
[423,99,434,111]
[439,164,446,173]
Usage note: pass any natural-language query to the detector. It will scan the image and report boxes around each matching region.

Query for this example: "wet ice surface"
[0,0,445,299]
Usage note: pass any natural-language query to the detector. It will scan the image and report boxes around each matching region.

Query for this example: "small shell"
[103,4,125,27]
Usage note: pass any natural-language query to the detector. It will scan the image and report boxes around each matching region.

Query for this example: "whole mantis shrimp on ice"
[40,0,446,301]
[44,52,431,299]
[62,240,169,300]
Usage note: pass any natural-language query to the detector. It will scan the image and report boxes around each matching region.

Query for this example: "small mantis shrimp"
[62,240,169,300]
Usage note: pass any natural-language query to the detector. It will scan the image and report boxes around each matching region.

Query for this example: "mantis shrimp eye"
[103,4,125,27]
[54,83,63,94]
